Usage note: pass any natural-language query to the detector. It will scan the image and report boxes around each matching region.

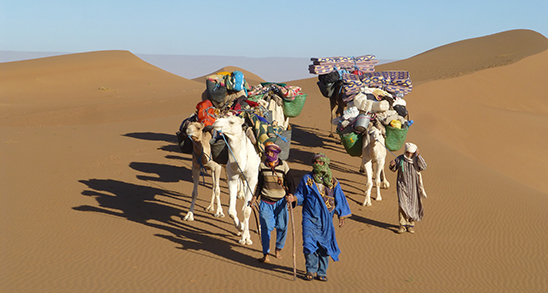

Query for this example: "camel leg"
[226,174,243,234]
[237,178,245,200]
[362,160,373,206]
[238,174,257,245]
[183,164,201,221]
[329,105,337,138]
[380,168,390,189]
[374,159,384,201]
[205,165,215,212]
[209,163,224,218]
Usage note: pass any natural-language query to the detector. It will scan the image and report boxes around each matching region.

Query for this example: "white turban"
[405,142,417,153]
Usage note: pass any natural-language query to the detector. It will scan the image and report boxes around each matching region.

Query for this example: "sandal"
[317,275,328,282]
[305,272,315,281]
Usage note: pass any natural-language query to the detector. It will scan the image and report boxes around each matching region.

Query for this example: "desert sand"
[1,29,547,292]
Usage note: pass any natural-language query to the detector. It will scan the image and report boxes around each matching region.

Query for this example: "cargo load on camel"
[309,55,413,154]
[177,71,307,163]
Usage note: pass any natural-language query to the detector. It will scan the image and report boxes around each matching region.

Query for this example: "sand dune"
[0,50,204,126]
[376,29,548,84]
[1,30,547,292]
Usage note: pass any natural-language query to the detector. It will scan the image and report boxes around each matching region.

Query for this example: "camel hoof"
[375,197,382,201]
[239,238,253,245]
[381,182,390,189]
[328,133,334,138]
[362,202,372,207]
[214,212,225,218]
[183,213,194,221]
[206,205,214,212]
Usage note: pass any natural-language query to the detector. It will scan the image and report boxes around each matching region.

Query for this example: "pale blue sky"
[1,0,547,60]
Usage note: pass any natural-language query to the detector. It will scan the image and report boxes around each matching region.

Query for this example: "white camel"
[213,115,261,245]
[183,122,224,221]
[361,123,390,206]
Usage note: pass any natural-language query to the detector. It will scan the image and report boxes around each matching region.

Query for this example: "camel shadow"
[290,124,325,148]
[74,178,296,279]
[123,132,176,143]
[123,131,182,154]
[129,161,192,183]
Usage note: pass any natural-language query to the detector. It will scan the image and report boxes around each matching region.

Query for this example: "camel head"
[186,122,205,142]
[213,115,245,138]
[368,125,384,143]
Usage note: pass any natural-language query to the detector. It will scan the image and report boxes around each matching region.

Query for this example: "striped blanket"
[310,55,413,98]
[309,55,379,75]
[339,70,413,101]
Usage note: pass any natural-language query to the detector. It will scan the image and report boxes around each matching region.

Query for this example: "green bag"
[385,125,408,151]
[339,131,363,157]
[283,94,307,118]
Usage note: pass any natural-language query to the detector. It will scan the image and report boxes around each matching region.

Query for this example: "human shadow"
[74,178,297,279]
[349,213,399,232]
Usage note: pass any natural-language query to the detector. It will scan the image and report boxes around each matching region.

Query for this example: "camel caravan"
[309,55,413,206]
[174,56,414,244]
[176,71,307,245]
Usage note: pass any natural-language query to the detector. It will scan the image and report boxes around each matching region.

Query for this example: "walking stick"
[252,204,261,237]
[270,164,297,280]
[288,200,297,281]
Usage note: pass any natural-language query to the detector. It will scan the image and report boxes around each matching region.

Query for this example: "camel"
[213,115,261,245]
[361,122,390,206]
[182,122,224,221]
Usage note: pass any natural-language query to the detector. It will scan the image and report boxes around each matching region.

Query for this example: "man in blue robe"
[286,153,351,281]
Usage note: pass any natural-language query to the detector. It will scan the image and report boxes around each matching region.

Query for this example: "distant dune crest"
[376,29,548,84]
[1,28,547,126]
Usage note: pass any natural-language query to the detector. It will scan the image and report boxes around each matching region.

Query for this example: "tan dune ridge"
[0,50,205,126]
[1,30,547,292]
[375,29,548,85]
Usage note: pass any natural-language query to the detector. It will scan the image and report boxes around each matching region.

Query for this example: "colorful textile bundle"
[385,84,413,96]
[360,70,413,96]
[338,73,366,102]
[308,55,379,74]
[248,83,303,101]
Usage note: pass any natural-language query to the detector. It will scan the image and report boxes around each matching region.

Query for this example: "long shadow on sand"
[112,127,390,274]
[350,213,399,233]
[74,179,297,279]
[123,132,181,153]
[129,161,191,183]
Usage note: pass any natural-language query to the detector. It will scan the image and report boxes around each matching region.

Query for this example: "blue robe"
[294,173,351,261]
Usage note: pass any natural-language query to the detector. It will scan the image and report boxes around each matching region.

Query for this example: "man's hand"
[339,217,346,228]
[285,194,295,203]
[389,160,396,168]
[250,196,257,207]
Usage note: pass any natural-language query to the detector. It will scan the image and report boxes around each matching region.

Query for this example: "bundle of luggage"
[309,55,414,155]
[333,88,412,155]
[177,71,307,163]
